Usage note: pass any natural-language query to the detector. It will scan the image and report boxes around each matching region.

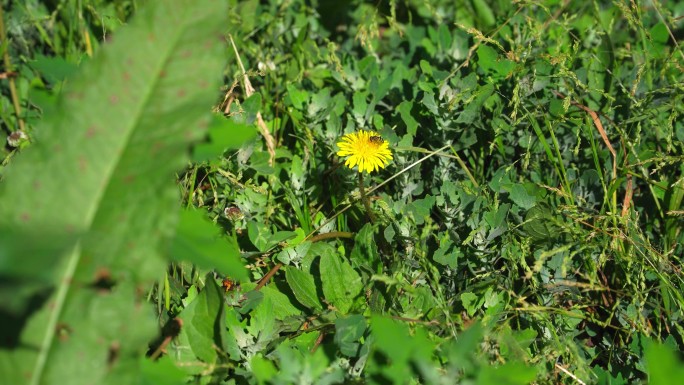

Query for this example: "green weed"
[1,1,683,384]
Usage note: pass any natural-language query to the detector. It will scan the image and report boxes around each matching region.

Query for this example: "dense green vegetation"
[1,1,684,384]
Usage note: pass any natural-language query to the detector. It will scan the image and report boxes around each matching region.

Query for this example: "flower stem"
[359,173,376,223]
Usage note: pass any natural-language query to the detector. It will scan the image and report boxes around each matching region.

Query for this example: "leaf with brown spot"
[0,1,235,384]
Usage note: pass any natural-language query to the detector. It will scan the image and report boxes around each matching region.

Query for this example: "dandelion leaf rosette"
[0,0,229,384]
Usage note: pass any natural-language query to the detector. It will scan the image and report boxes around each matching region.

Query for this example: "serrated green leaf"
[320,252,363,314]
[0,1,229,384]
[285,266,322,310]
[241,283,301,320]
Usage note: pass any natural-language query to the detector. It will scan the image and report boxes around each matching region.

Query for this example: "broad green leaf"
[285,266,323,310]
[170,276,224,375]
[476,45,514,78]
[276,239,311,265]
[246,294,277,342]
[523,203,561,242]
[397,101,418,136]
[350,223,380,267]
[456,83,495,124]
[241,283,301,320]
[320,252,363,314]
[286,84,308,109]
[438,24,452,51]
[169,208,248,282]
[241,93,262,125]
[352,91,369,124]
[0,1,229,384]
[433,237,462,269]
[461,292,481,317]
[483,203,510,229]
[406,195,436,225]
[237,289,264,315]
[508,183,537,210]
[420,91,439,115]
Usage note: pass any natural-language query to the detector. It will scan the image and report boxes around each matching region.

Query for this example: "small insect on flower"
[336,130,393,173]
[369,135,384,144]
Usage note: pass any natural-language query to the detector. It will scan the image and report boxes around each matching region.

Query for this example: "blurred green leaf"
[250,354,278,385]
[334,314,366,357]
[139,355,186,385]
[192,115,257,162]
[476,361,537,385]
[169,208,247,281]
[0,1,229,384]
[471,0,496,27]
[645,338,684,385]
[446,323,484,373]
[30,55,79,84]
[370,316,438,383]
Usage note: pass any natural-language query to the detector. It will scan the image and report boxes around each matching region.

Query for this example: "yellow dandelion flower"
[336,130,393,173]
